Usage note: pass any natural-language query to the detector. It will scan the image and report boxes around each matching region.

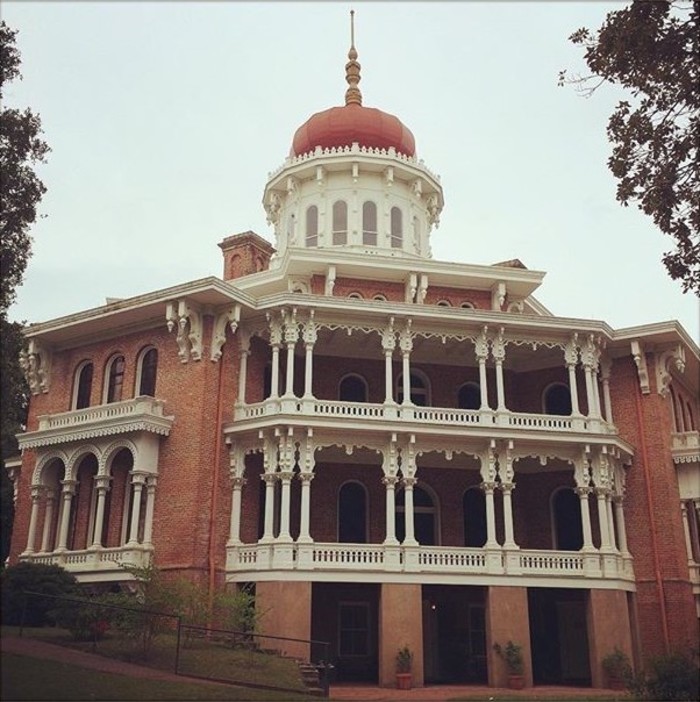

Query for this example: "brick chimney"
[218,231,275,281]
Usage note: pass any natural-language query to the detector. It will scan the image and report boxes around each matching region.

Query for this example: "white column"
[278,471,293,542]
[228,476,246,545]
[382,325,396,404]
[492,331,507,411]
[601,358,614,423]
[596,488,611,550]
[401,352,411,404]
[475,330,490,410]
[302,314,317,399]
[606,494,617,550]
[613,496,629,555]
[681,501,693,561]
[576,487,594,550]
[142,476,157,547]
[564,339,581,415]
[283,312,298,398]
[270,343,280,398]
[383,475,399,545]
[483,482,498,547]
[402,477,418,545]
[90,476,111,548]
[298,472,315,543]
[502,484,516,548]
[261,473,277,543]
[56,481,77,551]
[237,344,249,405]
[127,474,146,545]
[40,489,56,552]
[24,486,42,554]
[592,373,602,419]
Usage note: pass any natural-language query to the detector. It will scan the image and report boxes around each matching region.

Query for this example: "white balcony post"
[482,482,498,547]
[24,486,42,554]
[581,336,601,418]
[302,314,317,399]
[298,472,315,543]
[56,480,77,551]
[592,375,602,420]
[143,476,157,547]
[261,473,277,543]
[601,358,614,423]
[595,488,611,550]
[564,338,581,416]
[402,476,418,545]
[399,324,413,406]
[127,473,146,545]
[40,489,56,552]
[492,329,507,411]
[270,344,281,399]
[681,501,694,561]
[613,495,629,555]
[606,494,617,550]
[90,476,111,549]
[475,328,490,410]
[278,471,294,542]
[502,483,516,548]
[383,475,399,545]
[381,324,396,404]
[576,487,594,550]
[227,476,246,545]
[237,341,249,405]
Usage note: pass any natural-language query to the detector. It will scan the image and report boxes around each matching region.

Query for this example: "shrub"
[50,594,116,642]
[602,646,632,683]
[1,562,78,626]
[396,645,413,673]
[493,640,524,675]
[631,651,699,701]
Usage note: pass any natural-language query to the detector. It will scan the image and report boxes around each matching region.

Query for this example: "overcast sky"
[4,1,698,342]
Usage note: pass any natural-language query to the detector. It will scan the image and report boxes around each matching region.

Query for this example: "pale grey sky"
[4,1,698,341]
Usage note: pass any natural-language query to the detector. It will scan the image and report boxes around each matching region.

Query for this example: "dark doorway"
[553,489,583,550]
[528,588,591,686]
[422,585,487,684]
[312,583,379,683]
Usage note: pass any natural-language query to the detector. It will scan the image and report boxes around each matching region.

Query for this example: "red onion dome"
[290,10,416,158]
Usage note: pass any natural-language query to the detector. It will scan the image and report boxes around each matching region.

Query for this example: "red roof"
[291,103,416,157]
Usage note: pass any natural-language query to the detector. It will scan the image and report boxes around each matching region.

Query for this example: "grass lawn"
[1,652,315,701]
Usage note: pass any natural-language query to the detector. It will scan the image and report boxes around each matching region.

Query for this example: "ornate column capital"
[230,476,247,489]
[382,475,399,488]
[474,326,489,362]
[399,320,413,354]
[302,311,318,346]
[60,479,77,495]
[480,481,497,494]
[94,475,112,491]
[298,471,315,484]
[402,476,417,488]
[491,327,506,363]
[261,472,278,485]
[381,319,396,353]
[564,335,579,367]
[575,486,592,498]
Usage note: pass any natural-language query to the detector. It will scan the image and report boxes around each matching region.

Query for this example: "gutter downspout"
[634,374,670,653]
[208,343,226,621]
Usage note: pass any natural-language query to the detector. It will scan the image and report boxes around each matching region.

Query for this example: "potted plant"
[493,640,525,689]
[395,645,413,689]
[602,646,632,690]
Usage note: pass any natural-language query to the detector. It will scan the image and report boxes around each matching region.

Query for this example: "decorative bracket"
[491,281,506,311]
[630,340,650,394]
[210,304,241,362]
[655,344,686,397]
[20,339,52,395]
[166,299,203,363]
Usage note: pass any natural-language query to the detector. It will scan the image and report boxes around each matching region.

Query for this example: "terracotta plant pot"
[396,672,412,690]
[508,674,526,689]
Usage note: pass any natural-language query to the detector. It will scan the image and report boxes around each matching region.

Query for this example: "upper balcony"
[18,396,174,450]
[672,431,700,465]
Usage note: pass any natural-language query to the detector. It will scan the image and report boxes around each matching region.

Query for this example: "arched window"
[136,347,158,397]
[436,300,451,307]
[461,302,476,310]
[543,383,572,416]
[73,361,93,410]
[458,383,481,410]
[105,355,126,404]
[348,292,364,300]
[338,482,368,543]
[686,401,696,431]
[390,207,403,248]
[396,485,437,545]
[333,200,348,245]
[669,387,681,431]
[397,371,430,406]
[362,201,377,246]
[339,374,368,403]
[463,488,487,547]
[306,205,318,247]
[552,488,583,551]
[373,293,387,302]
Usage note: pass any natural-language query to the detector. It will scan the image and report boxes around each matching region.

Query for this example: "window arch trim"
[72,360,94,410]
[103,353,126,404]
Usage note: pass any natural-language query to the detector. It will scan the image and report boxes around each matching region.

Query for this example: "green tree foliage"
[0,20,50,312]
[560,1,699,293]
[1,562,78,626]
[629,651,700,701]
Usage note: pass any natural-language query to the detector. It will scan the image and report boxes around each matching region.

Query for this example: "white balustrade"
[21,546,150,576]
[37,397,167,431]
[518,550,585,574]
[417,546,486,570]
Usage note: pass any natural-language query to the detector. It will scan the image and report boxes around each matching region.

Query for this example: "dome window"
[390,207,403,248]
[362,201,377,246]
[306,205,319,247]
[333,200,348,245]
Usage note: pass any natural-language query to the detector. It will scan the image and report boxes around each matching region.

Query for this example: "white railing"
[233,399,616,436]
[226,542,632,583]
[22,545,150,577]
[37,397,167,431]
[672,431,700,451]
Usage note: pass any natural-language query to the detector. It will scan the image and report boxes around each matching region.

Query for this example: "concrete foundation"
[255,580,311,661]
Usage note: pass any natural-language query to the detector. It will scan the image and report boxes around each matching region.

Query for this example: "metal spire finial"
[345,9,362,106]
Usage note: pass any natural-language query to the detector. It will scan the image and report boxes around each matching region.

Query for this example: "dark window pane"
[139,349,158,396]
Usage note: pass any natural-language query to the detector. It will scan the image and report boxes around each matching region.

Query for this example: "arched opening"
[39,458,66,551]
[396,485,437,545]
[338,482,368,543]
[71,454,99,550]
[458,383,481,410]
[105,354,125,403]
[362,201,377,246]
[436,300,451,307]
[390,207,402,248]
[461,302,476,310]
[333,200,348,245]
[339,374,368,403]
[397,371,430,407]
[137,347,158,397]
[543,383,572,416]
[552,488,583,550]
[347,292,364,300]
[73,361,93,410]
[106,448,133,547]
[306,205,319,247]
[463,488,487,547]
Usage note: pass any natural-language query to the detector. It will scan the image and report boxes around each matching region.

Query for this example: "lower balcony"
[20,545,152,583]
[225,542,635,587]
